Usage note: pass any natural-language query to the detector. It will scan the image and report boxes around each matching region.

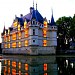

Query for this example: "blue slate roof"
[50,13,56,26]
[23,7,44,23]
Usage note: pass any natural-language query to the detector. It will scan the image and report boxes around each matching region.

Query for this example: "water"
[1,55,75,75]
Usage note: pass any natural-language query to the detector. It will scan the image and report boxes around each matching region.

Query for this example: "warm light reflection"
[19,70,21,75]
[12,33,16,40]
[8,67,10,73]
[44,63,47,71]
[25,64,28,71]
[25,73,28,75]
[12,61,16,67]
[12,42,16,48]
[4,60,7,65]
[25,40,28,46]
[18,42,21,47]
[43,40,47,46]
[44,21,47,27]
[4,66,7,73]
[8,60,10,66]
[12,69,16,75]
[44,73,48,75]
[18,62,21,69]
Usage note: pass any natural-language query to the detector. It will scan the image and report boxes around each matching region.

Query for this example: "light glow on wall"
[13,21,18,27]
[12,42,16,48]
[18,32,21,39]
[25,40,28,46]
[43,40,47,46]
[12,33,16,40]
[25,29,29,37]
[18,42,21,47]
[44,21,47,28]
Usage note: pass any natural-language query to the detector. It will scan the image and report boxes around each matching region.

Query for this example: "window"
[18,24,20,31]
[25,73,29,75]
[12,42,16,48]
[8,43,10,48]
[43,40,47,46]
[8,29,10,34]
[18,42,21,47]
[33,40,35,42]
[43,29,47,37]
[8,36,10,41]
[12,33,16,40]
[18,32,21,39]
[13,21,18,27]
[44,21,47,27]
[8,67,10,73]
[33,20,35,24]
[24,21,27,28]
[25,40,28,46]
[44,73,48,75]
[4,44,7,48]
[25,29,29,37]
[33,29,35,35]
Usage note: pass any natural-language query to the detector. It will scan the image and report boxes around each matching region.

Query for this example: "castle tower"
[50,11,57,47]
[29,6,39,55]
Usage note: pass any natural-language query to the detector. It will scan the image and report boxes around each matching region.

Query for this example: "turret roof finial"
[51,8,55,25]
[36,3,37,10]
[33,0,34,8]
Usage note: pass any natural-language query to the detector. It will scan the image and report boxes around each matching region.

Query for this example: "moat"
[0,55,75,75]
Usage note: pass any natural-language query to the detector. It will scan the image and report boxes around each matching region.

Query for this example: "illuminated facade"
[1,3,57,55]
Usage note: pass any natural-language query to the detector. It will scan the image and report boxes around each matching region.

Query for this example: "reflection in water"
[1,55,75,75]
[1,55,57,75]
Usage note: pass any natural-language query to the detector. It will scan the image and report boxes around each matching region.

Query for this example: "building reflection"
[2,55,57,75]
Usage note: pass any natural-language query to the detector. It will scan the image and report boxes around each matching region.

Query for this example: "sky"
[0,0,75,43]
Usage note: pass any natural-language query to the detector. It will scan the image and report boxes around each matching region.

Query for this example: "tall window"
[18,32,21,39]
[43,29,47,37]
[25,40,28,46]
[18,24,20,31]
[44,21,47,28]
[12,69,16,75]
[13,21,18,27]
[24,21,27,28]
[12,61,16,68]
[12,33,16,40]
[18,42,21,47]
[4,44,7,48]
[25,29,29,37]
[43,40,47,46]
[8,36,10,41]
[18,62,21,69]
[33,29,35,35]
[12,42,16,48]
[8,43,10,48]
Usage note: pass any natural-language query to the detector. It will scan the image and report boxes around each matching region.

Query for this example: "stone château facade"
[1,4,57,55]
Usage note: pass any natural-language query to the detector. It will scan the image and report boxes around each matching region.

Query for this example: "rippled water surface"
[1,55,75,75]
